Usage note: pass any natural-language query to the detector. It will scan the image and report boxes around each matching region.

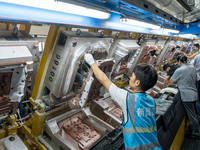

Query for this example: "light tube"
[163,28,180,33]
[0,0,110,19]
[178,34,197,39]
[120,18,160,29]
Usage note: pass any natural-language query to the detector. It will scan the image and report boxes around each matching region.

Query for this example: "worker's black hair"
[163,64,171,71]
[194,43,199,49]
[177,54,187,63]
[133,64,158,91]
[176,45,181,49]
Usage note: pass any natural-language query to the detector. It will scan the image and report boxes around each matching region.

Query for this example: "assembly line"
[0,0,200,150]
[0,28,197,150]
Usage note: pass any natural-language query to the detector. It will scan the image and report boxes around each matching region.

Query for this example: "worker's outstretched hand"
[180,51,185,55]
[84,53,95,66]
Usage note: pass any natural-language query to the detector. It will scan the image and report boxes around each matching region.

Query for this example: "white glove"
[84,53,95,66]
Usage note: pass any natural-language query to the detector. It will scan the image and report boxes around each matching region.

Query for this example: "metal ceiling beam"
[57,0,181,28]
[176,0,192,12]
[138,13,151,19]
[123,0,183,24]
[178,22,200,34]
[0,2,154,34]
[3,1,199,36]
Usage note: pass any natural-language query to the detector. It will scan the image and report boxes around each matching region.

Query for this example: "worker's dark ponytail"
[177,54,187,63]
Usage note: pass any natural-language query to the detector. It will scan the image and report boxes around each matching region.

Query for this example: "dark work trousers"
[183,101,200,133]
[197,81,200,119]
[198,81,200,101]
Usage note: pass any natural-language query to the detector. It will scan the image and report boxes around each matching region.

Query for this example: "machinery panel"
[159,40,176,63]
[0,133,28,150]
[154,40,165,66]
[89,95,123,127]
[0,72,12,103]
[0,46,32,66]
[183,41,193,54]
[0,29,40,90]
[44,30,113,105]
[78,59,114,107]
[110,39,140,79]
[0,65,27,116]
[137,40,156,64]
[60,113,102,149]
[45,109,114,150]
[0,30,40,147]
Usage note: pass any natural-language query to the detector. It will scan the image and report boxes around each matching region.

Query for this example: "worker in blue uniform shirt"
[181,43,200,60]
[84,53,161,150]
[168,54,200,137]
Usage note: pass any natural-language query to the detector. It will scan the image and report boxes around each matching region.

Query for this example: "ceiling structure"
[57,0,200,23]
[0,0,200,37]
[57,0,182,28]
[146,0,200,23]
[57,0,200,36]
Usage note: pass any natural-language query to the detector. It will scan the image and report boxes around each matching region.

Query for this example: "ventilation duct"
[146,0,188,21]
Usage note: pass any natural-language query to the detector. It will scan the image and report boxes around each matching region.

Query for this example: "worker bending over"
[168,54,200,137]
[162,64,179,87]
[182,43,200,60]
[84,53,161,150]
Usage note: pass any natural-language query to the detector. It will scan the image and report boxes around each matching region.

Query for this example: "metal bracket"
[34,100,46,113]
[79,76,94,107]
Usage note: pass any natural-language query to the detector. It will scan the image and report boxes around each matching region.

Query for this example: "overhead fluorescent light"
[178,34,197,39]
[150,28,179,35]
[106,22,147,32]
[163,28,180,33]
[0,0,110,19]
[150,29,170,35]
[120,18,160,29]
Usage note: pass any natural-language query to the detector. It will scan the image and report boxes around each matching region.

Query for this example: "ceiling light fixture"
[150,29,169,35]
[163,28,180,33]
[120,18,160,29]
[178,34,197,39]
[0,0,110,19]
[105,22,147,32]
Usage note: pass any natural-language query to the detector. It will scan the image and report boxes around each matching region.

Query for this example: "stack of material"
[155,98,173,115]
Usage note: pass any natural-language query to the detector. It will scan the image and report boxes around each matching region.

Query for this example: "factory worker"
[84,53,162,150]
[182,43,200,60]
[162,63,179,87]
[193,54,200,118]
[168,54,200,138]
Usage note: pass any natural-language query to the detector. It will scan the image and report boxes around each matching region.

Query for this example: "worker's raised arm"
[84,53,112,91]
[187,53,197,60]
[181,51,197,59]
[91,64,112,91]
[84,53,128,122]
